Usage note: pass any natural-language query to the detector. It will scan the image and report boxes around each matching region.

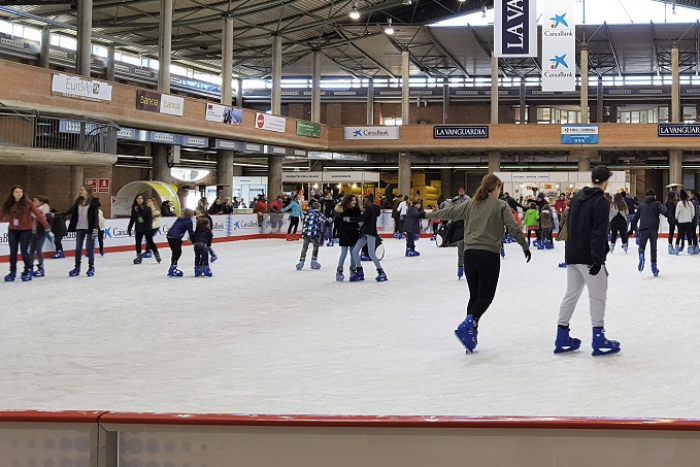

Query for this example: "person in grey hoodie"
[424,174,530,354]
[628,189,669,276]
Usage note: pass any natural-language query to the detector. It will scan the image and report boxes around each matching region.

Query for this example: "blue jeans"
[337,246,356,269]
[351,234,382,270]
[74,229,95,267]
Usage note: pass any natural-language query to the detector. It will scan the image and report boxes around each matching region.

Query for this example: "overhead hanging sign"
[561,125,599,144]
[255,113,286,133]
[205,103,242,125]
[542,0,576,92]
[494,0,538,57]
[343,126,400,140]
[433,125,489,139]
[51,74,113,103]
[136,90,184,116]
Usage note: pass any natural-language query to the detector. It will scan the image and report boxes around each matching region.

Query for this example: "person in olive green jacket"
[423,174,531,354]
[556,202,570,268]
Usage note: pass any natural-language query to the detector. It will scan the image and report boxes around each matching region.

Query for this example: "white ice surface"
[1,238,699,418]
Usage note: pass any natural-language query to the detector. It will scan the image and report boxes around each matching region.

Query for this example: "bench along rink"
[0,237,698,419]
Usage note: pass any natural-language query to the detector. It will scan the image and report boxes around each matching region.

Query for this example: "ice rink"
[1,236,699,419]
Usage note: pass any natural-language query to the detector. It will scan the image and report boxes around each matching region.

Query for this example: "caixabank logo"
[232,220,259,231]
[544,54,573,78]
[104,227,131,238]
[0,232,7,245]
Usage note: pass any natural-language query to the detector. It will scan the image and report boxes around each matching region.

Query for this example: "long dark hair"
[340,194,358,211]
[473,174,502,204]
[132,193,146,208]
[76,184,94,206]
[2,186,29,215]
[613,192,627,211]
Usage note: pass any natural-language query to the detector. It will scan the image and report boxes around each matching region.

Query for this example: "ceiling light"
[402,0,412,5]
[349,1,360,19]
[482,5,487,18]
[384,18,395,35]
[458,0,466,3]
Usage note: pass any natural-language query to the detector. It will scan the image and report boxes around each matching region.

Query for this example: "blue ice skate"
[20,270,32,282]
[350,266,365,282]
[554,327,581,354]
[638,253,645,272]
[68,267,80,277]
[673,246,682,255]
[375,268,388,282]
[610,244,615,254]
[167,265,183,277]
[4,271,15,282]
[194,266,201,277]
[651,262,659,277]
[457,266,464,279]
[622,244,628,254]
[202,266,213,277]
[209,250,218,263]
[296,260,304,270]
[545,240,554,250]
[52,250,65,259]
[141,251,152,259]
[500,247,505,258]
[558,261,567,268]
[454,315,478,353]
[86,266,95,277]
[32,267,45,277]
[336,267,344,282]
[668,244,675,255]
[310,260,321,270]
[592,327,621,356]
[360,254,371,261]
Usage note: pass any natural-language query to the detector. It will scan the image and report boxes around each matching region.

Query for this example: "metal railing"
[0,107,118,154]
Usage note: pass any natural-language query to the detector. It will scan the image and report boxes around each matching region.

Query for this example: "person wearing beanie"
[628,189,670,275]
[556,165,620,356]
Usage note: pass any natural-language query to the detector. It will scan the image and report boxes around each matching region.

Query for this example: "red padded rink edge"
[2,411,700,431]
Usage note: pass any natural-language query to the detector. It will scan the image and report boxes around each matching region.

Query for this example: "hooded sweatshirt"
[565,187,609,266]
[631,195,668,232]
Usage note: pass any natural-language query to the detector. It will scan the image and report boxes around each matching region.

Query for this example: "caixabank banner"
[542,0,576,92]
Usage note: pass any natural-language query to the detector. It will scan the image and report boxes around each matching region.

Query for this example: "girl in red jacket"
[1,186,49,282]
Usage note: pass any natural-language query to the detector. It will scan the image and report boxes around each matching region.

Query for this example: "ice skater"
[62,184,101,278]
[523,202,540,247]
[166,208,195,277]
[403,200,424,257]
[349,196,387,282]
[556,200,570,267]
[664,192,677,254]
[128,194,161,264]
[538,202,554,249]
[673,190,697,255]
[628,189,669,276]
[1,186,50,282]
[28,195,51,277]
[556,166,620,356]
[424,174,531,353]
[282,194,303,240]
[335,195,361,282]
[192,216,214,277]
[296,202,326,270]
[609,193,629,254]
[140,198,161,259]
[196,208,218,262]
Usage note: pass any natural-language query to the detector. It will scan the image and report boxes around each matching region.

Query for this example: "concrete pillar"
[528,105,538,124]
[366,79,374,125]
[580,45,589,123]
[440,168,452,199]
[442,79,449,124]
[106,44,116,81]
[221,14,234,105]
[235,78,243,107]
[398,152,411,198]
[217,150,234,201]
[267,156,283,200]
[152,144,171,182]
[573,150,592,172]
[311,51,321,123]
[77,0,93,77]
[233,165,243,177]
[596,77,603,123]
[401,50,410,125]
[519,80,526,124]
[669,150,683,186]
[491,53,499,124]
[671,44,680,123]
[158,0,173,93]
[271,35,282,114]
[488,151,501,174]
[39,28,50,68]
[70,166,83,201]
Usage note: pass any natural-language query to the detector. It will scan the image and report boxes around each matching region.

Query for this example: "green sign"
[297,121,321,138]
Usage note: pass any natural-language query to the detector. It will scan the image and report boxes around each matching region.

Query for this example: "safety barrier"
[2,411,700,466]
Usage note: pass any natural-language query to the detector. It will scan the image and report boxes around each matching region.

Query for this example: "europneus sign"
[51,74,113,103]
[433,126,489,139]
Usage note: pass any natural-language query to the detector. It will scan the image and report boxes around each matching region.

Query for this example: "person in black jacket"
[127,194,161,264]
[320,191,337,246]
[62,185,101,277]
[403,200,424,256]
[629,189,669,275]
[49,209,68,259]
[335,194,361,281]
[192,216,214,277]
[664,191,677,254]
[556,166,620,357]
[349,197,387,282]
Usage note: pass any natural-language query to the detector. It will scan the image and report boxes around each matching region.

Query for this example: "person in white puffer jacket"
[673,190,697,255]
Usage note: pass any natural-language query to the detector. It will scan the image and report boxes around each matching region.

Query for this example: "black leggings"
[527,229,540,241]
[168,237,182,265]
[610,217,628,245]
[288,216,300,234]
[55,235,64,252]
[464,249,501,323]
[676,223,697,247]
[135,231,158,255]
[194,243,209,267]
[668,223,676,245]
[638,230,658,263]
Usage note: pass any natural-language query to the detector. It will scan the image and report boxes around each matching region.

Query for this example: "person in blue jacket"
[166,208,195,277]
[282,195,303,239]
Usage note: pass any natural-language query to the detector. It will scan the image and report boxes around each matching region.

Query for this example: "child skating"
[192,217,214,277]
[403,200,424,257]
[296,202,326,270]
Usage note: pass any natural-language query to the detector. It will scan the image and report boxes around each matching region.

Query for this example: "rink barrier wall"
[4,411,700,467]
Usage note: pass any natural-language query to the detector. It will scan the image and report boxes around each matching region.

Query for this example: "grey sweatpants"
[300,236,320,261]
[558,264,608,328]
[457,239,465,267]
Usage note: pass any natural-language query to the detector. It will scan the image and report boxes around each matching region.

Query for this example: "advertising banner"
[296,121,322,138]
[205,103,243,125]
[494,0,538,57]
[658,124,700,137]
[51,74,113,103]
[433,126,489,139]
[255,113,286,133]
[136,90,184,116]
[343,126,400,140]
[542,0,576,92]
[561,125,599,144]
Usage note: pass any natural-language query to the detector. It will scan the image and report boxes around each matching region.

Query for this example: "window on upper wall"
[58,35,77,50]
[383,118,402,126]
[683,106,697,123]
[0,19,11,35]
[617,107,665,124]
